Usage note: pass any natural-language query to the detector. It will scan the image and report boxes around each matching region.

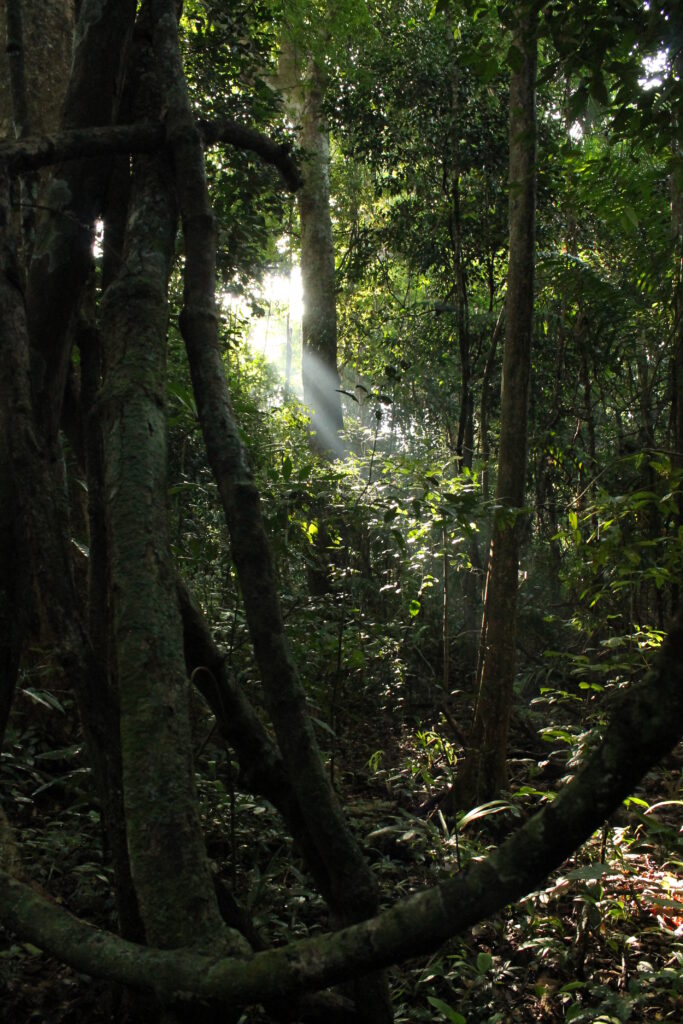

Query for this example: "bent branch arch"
[2,610,681,1011]
[0,118,301,190]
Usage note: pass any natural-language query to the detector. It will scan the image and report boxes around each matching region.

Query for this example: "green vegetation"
[0,1,681,1022]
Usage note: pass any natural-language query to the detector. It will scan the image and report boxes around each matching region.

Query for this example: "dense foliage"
[0,1,681,1022]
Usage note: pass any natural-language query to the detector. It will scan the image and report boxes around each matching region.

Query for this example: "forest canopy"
[0,1,682,1022]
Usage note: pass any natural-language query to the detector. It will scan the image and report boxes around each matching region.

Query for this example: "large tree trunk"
[0,177,30,752]
[25,0,136,443]
[461,10,537,803]
[279,45,344,458]
[99,7,249,978]
[444,17,473,475]
[0,0,142,940]
[672,51,683,541]
[0,0,74,140]
[479,308,504,501]
[149,5,391,1019]
[444,24,481,643]
[0,0,75,753]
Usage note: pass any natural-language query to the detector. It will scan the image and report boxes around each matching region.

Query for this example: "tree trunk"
[672,52,683,534]
[0,0,73,140]
[444,20,473,474]
[98,9,248,974]
[279,44,344,458]
[479,307,504,501]
[461,10,537,803]
[0,0,75,753]
[149,5,391,1018]
[0,170,30,752]
[25,0,136,443]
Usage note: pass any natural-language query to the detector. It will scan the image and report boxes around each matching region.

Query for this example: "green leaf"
[310,715,336,738]
[426,996,466,1024]
[619,206,639,233]
[568,85,588,120]
[623,796,649,810]
[347,648,365,668]
[458,800,514,829]
[590,73,609,106]
[476,951,493,973]
[21,688,66,714]
[409,599,421,618]
[32,767,90,797]
[565,863,610,880]
[623,205,639,229]
[168,481,203,497]
[642,895,683,913]
[429,1,451,21]
[167,380,197,416]
[35,745,81,762]
[559,981,586,994]
[480,56,500,83]
[391,528,407,552]
[282,455,293,482]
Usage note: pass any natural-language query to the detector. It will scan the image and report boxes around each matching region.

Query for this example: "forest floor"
[348,730,683,1024]
[1,696,681,1024]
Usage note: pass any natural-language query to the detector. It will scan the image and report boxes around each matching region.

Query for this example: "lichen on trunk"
[98,20,247,960]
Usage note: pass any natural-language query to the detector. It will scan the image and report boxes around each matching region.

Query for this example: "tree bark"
[149,5,390,1018]
[0,0,73,142]
[4,0,41,254]
[479,307,504,501]
[444,17,473,474]
[461,11,537,803]
[98,11,247,968]
[4,0,30,140]
[0,163,30,752]
[0,146,145,945]
[176,579,335,906]
[672,51,683,535]
[279,44,344,458]
[0,0,73,752]
[25,0,136,443]
[0,119,302,187]
[0,0,73,138]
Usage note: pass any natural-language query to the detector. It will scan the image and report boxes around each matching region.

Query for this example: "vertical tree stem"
[149,4,392,1018]
[462,9,538,802]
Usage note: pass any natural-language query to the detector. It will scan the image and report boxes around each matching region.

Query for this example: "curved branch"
[147,0,383,955]
[176,578,334,904]
[0,120,301,191]
[2,610,681,1009]
[198,119,302,191]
